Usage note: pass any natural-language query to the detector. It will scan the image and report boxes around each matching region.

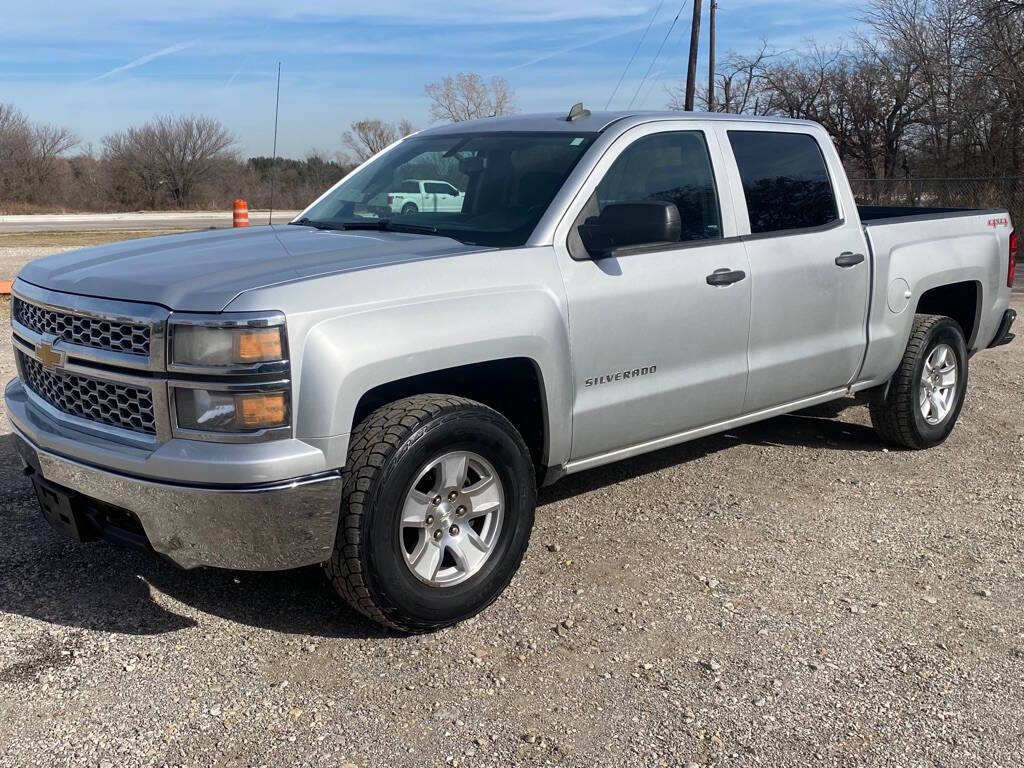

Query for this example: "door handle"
[706,268,746,286]
[835,252,865,267]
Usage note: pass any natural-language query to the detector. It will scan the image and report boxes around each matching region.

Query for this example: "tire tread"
[324,394,525,632]
[869,313,960,449]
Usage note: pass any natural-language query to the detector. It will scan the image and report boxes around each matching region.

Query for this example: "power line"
[628,2,687,110]
[605,0,665,110]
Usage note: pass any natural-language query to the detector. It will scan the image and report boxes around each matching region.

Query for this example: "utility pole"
[708,1,717,112]
[684,0,703,111]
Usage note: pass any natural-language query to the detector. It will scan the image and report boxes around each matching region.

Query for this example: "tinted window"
[728,131,838,233]
[425,182,455,194]
[596,131,722,242]
[399,180,420,193]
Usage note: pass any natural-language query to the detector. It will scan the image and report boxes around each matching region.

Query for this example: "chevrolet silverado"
[6,109,1017,631]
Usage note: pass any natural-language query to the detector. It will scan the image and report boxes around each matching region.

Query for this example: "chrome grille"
[17,351,157,435]
[13,297,151,356]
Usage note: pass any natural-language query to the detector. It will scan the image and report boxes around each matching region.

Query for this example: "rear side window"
[399,180,420,193]
[597,131,722,242]
[728,131,838,234]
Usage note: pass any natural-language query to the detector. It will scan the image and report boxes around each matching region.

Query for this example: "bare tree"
[25,122,79,199]
[0,104,78,205]
[0,103,33,202]
[424,73,517,122]
[674,44,779,114]
[102,114,236,208]
[341,118,415,162]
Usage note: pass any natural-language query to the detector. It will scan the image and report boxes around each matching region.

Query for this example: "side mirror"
[578,201,681,257]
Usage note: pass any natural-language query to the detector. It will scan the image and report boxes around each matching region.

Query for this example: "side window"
[424,182,452,194]
[596,131,723,242]
[399,180,420,193]
[727,131,838,234]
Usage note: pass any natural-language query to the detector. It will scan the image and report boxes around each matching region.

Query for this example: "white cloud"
[502,22,649,72]
[3,1,651,36]
[91,41,197,80]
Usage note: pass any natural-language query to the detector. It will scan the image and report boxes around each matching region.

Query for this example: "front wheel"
[869,314,968,449]
[325,395,536,632]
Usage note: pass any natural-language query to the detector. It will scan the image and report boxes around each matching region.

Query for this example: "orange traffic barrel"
[233,198,249,228]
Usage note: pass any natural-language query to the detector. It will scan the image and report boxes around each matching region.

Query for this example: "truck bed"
[857,205,1013,383]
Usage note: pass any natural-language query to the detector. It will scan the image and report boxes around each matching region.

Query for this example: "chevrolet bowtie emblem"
[36,342,65,370]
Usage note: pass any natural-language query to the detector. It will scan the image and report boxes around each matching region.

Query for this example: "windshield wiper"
[338,219,440,235]
[288,217,342,230]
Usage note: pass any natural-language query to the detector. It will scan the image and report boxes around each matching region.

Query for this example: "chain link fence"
[849,177,1023,226]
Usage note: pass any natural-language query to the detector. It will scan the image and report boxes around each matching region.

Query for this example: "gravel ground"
[0,246,79,282]
[1,248,1022,767]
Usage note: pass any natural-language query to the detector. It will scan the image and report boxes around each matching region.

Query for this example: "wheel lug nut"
[432,495,442,506]
[449,525,459,536]
[425,514,434,525]
[448,491,458,502]
[456,505,466,516]
[433,530,443,540]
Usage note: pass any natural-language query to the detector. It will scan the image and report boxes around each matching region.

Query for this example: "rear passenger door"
[718,126,870,412]
[555,123,751,465]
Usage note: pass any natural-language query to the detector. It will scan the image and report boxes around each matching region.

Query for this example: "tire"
[869,314,968,449]
[401,202,418,215]
[325,394,536,632]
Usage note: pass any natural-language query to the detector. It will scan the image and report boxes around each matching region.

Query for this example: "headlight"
[175,388,289,433]
[167,312,291,442]
[169,313,287,370]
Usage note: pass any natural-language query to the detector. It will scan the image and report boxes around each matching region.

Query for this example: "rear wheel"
[401,202,418,215]
[325,394,536,632]
[869,314,968,449]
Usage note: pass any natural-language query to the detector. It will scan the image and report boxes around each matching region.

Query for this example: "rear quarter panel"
[859,212,1013,386]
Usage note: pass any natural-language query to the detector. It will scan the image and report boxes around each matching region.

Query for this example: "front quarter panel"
[225,247,572,469]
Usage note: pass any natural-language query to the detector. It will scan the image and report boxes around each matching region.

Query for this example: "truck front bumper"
[6,379,343,571]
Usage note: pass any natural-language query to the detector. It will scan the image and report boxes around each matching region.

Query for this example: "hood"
[17,225,487,312]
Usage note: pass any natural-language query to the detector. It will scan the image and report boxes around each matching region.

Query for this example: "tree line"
[0,72,515,213]
[8,0,1022,216]
[674,0,1024,182]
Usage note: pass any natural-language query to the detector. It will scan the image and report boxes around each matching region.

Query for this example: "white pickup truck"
[387,179,464,215]
[6,109,1017,632]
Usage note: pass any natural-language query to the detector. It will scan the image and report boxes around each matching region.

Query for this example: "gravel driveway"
[1,249,1022,767]
[0,246,78,283]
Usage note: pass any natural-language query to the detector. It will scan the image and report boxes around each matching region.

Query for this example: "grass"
[0,229,197,247]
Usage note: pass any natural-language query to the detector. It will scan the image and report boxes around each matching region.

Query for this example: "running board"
[563,388,851,475]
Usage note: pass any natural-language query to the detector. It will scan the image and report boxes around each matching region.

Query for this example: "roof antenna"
[268,61,281,226]
[566,102,591,122]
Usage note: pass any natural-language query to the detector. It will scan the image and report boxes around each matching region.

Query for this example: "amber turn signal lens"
[234,328,284,362]
[236,392,288,428]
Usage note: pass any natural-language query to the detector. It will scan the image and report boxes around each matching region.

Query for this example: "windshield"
[297,131,598,247]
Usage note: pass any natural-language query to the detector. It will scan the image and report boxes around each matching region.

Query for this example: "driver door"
[425,181,461,212]
[553,123,751,466]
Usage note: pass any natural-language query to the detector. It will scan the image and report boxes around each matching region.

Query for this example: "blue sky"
[2,1,862,158]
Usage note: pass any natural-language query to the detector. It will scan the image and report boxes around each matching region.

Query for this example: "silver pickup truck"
[6,110,1017,631]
